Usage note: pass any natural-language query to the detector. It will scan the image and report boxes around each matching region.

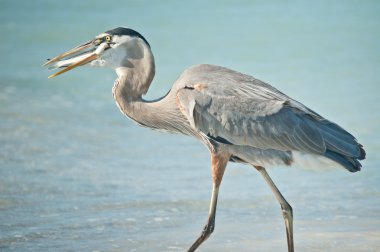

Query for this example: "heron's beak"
[43,40,107,78]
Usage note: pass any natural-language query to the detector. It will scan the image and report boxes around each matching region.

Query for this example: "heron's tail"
[319,120,366,172]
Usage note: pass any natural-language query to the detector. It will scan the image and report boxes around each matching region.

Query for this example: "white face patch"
[111,34,132,48]
[87,37,128,68]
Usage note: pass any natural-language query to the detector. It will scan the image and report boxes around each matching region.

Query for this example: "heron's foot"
[187,221,215,252]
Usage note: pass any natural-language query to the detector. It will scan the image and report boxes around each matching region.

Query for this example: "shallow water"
[1,0,379,251]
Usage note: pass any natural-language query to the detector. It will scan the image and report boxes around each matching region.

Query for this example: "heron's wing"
[176,84,361,158]
[174,64,322,119]
[177,88,322,153]
[174,64,364,171]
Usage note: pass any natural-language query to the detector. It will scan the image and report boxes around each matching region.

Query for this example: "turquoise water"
[1,0,379,251]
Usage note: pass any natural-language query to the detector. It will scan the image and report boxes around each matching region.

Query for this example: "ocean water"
[0,0,379,251]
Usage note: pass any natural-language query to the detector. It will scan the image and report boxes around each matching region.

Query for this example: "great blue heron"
[43,27,366,252]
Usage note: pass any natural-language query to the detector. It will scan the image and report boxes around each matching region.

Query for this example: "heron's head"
[43,27,151,78]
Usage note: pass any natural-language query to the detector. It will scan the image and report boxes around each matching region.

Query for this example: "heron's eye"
[105,35,111,42]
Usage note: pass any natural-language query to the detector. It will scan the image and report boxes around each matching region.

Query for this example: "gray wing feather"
[174,64,322,117]
[175,64,363,160]
[178,89,325,154]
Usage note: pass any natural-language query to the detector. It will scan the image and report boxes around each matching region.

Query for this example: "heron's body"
[44,27,366,252]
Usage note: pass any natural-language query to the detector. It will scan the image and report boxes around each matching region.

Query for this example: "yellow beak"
[47,53,98,79]
[43,41,93,67]
[43,40,105,78]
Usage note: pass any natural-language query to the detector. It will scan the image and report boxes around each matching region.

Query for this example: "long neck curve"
[112,39,155,123]
[111,40,192,134]
[114,39,155,101]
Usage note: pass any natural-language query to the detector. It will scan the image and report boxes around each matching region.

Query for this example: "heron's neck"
[113,73,186,133]
[111,47,176,132]
[114,42,155,101]
[112,50,156,123]
[111,44,192,134]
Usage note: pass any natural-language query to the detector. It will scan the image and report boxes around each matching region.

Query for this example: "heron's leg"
[256,166,294,252]
[188,152,229,252]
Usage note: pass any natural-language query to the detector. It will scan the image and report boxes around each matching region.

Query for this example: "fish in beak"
[43,38,109,78]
